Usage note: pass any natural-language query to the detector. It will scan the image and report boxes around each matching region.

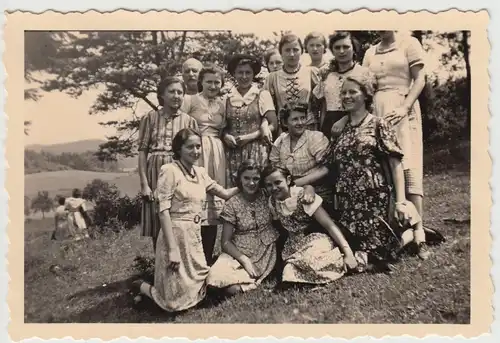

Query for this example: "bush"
[422,76,469,145]
[83,179,141,233]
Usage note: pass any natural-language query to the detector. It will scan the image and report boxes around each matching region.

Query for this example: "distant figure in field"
[52,197,78,241]
[65,188,91,239]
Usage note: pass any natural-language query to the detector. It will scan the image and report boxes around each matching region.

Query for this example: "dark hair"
[328,31,361,70]
[278,33,304,55]
[261,164,293,185]
[58,196,66,206]
[172,128,202,160]
[157,76,186,106]
[280,102,309,125]
[234,159,263,190]
[263,48,281,69]
[72,188,82,198]
[343,75,374,110]
[304,32,327,54]
[197,65,225,93]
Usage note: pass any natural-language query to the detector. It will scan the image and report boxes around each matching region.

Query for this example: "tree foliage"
[28,30,471,159]
[30,191,54,218]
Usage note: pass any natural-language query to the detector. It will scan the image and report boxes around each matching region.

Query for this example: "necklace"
[283,64,301,74]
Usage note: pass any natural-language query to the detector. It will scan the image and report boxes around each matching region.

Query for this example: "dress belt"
[169,213,202,224]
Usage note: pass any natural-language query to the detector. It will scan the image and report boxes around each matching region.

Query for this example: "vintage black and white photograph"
[18,11,480,329]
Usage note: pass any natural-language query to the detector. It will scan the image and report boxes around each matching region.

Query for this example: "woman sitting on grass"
[207,159,317,295]
[132,128,240,313]
[262,165,358,287]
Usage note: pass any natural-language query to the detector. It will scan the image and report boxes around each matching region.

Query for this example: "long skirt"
[373,89,424,196]
[150,219,210,312]
[200,135,226,226]
[141,153,173,238]
[282,232,346,284]
[207,242,277,292]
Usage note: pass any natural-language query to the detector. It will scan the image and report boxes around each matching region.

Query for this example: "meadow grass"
[24,158,470,323]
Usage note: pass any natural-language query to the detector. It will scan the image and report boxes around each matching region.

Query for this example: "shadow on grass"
[58,275,177,323]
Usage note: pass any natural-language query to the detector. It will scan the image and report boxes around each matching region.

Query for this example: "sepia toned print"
[5,9,491,341]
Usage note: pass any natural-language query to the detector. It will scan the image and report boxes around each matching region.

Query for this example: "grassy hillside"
[25,170,128,199]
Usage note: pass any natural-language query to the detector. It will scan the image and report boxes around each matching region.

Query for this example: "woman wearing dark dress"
[299,73,421,272]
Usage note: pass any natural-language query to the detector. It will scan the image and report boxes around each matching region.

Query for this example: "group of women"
[132,30,442,313]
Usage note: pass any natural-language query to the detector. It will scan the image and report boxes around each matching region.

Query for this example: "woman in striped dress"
[181,65,227,266]
[138,77,198,252]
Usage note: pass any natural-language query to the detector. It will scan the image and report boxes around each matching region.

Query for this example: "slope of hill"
[26,139,106,154]
[25,139,138,173]
[24,170,128,199]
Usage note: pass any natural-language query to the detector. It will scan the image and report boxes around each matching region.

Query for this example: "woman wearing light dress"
[181,65,228,265]
[132,128,239,312]
[362,31,429,259]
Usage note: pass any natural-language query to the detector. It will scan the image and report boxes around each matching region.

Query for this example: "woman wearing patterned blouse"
[313,31,373,138]
[181,65,228,265]
[223,54,277,187]
[263,165,358,285]
[264,33,321,133]
[207,160,279,294]
[132,129,239,312]
[269,103,334,216]
[299,73,421,273]
[363,31,429,259]
[138,77,198,252]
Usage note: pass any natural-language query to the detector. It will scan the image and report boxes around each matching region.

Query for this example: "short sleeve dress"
[181,94,227,225]
[207,190,279,292]
[268,187,346,284]
[264,66,321,133]
[320,114,404,261]
[151,161,224,312]
[363,36,426,196]
[225,85,274,186]
[137,109,199,239]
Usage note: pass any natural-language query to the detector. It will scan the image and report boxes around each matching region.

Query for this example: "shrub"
[83,179,141,233]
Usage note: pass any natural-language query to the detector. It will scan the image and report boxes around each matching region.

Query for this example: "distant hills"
[25,139,137,174]
[26,139,108,155]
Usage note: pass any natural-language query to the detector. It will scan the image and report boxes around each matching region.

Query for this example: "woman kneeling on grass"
[132,128,240,312]
[263,165,358,286]
[207,159,317,295]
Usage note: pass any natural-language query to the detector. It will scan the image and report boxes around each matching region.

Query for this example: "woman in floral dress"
[138,77,198,252]
[223,54,277,186]
[363,31,429,259]
[207,160,279,294]
[299,73,420,272]
[181,65,227,265]
[264,33,321,133]
[262,165,358,285]
[313,31,373,138]
[133,128,239,312]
